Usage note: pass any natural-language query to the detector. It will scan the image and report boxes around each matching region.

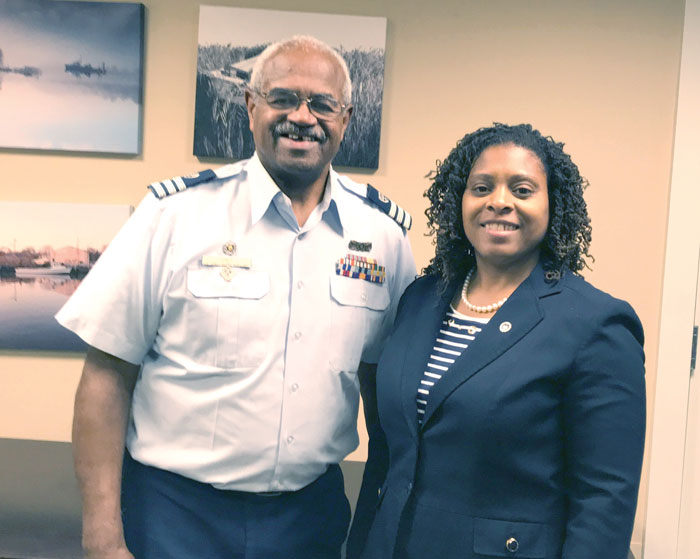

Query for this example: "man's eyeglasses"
[253,88,349,120]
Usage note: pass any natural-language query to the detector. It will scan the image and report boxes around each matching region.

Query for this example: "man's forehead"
[262,48,342,86]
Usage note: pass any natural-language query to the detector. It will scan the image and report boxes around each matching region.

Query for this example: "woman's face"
[462,143,549,271]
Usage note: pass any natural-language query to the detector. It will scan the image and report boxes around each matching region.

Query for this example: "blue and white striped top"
[416,306,489,424]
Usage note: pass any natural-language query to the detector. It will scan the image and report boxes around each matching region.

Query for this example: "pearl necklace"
[461,268,509,313]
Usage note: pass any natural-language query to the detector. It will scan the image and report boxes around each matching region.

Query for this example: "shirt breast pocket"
[187,267,270,369]
[329,274,390,372]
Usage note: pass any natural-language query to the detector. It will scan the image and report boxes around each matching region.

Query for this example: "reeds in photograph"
[193,45,385,169]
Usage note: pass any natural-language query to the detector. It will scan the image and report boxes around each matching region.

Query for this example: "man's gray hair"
[249,35,352,105]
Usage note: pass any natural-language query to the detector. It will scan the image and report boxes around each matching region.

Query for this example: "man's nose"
[287,99,318,125]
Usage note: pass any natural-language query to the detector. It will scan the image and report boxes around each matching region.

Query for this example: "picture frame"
[194,6,387,169]
[0,0,145,154]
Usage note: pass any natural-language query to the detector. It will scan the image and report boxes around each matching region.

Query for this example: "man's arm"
[72,346,140,559]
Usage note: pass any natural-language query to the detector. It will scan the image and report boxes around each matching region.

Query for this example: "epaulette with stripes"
[148,169,218,199]
[366,184,412,230]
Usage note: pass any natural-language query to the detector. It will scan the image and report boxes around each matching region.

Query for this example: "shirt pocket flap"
[473,517,557,558]
[330,274,389,311]
[187,268,270,299]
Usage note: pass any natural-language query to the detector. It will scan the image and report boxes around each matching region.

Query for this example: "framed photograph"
[0,0,144,154]
[194,6,387,170]
[0,202,132,352]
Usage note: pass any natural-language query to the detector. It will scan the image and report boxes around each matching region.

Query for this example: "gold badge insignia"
[220,266,234,282]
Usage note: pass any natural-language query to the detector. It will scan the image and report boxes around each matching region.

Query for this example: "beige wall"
[0,0,684,553]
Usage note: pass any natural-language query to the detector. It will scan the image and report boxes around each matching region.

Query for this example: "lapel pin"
[499,321,512,333]
[222,241,236,255]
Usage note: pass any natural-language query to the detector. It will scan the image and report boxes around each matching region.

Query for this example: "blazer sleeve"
[345,416,388,559]
[346,278,422,559]
[561,299,646,559]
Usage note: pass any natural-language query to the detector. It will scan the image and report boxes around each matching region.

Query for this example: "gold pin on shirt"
[200,242,250,281]
[448,319,478,335]
[201,252,252,282]
[220,266,234,281]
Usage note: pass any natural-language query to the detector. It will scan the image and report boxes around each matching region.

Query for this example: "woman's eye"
[514,186,532,196]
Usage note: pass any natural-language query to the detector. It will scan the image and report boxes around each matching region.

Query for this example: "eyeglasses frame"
[249,87,350,120]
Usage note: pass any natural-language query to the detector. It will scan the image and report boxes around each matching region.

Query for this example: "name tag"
[201,255,252,269]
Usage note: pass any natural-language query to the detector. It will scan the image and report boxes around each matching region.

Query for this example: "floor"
[0,439,82,559]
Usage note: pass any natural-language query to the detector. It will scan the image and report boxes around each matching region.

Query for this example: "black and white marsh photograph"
[0,0,144,154]
[194,6,387,170]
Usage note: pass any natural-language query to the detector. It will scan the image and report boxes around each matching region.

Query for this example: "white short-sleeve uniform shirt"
[57,154,416,492]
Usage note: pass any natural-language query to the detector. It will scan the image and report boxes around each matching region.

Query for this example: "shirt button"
[291,383,299,392]
[297,280,304,289]
[361,293,367,301]
[294,331,302,340]
[287,435,294,444]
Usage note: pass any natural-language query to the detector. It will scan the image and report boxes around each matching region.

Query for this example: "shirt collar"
[246,153,285,226]
[328,167,352,231]
[247,152,348,232]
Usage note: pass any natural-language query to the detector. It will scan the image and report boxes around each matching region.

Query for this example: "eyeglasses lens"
[264,89,340,118]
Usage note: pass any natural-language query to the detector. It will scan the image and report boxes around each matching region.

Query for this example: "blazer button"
[506,537,519,553]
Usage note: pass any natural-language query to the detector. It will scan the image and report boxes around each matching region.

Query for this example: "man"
[57,35,415,559]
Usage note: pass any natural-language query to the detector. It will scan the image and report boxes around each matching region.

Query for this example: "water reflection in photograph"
[0,201,131,352]
[0,0,144,153]
[0,275,84,351]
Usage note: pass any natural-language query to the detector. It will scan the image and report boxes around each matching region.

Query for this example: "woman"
[347,123,645,559]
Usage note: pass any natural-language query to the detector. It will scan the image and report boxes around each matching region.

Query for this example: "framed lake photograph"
[0,0,144,154]
[0,202,132,352]
[194,6,387,170]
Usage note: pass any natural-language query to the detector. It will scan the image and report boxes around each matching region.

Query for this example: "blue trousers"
[121,453,351,559]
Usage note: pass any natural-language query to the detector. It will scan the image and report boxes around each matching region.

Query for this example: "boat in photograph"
[15,263,71,275]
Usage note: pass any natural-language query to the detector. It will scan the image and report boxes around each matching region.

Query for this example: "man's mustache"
[273,122,327,143]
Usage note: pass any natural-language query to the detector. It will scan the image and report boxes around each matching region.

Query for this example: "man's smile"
[274,123,326,145]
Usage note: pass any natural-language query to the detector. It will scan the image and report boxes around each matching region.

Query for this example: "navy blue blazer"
[347,265,645,559]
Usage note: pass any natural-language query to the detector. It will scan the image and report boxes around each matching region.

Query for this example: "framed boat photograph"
[0,201,132,352]
[193,6,387,170]
[0,0,144,154]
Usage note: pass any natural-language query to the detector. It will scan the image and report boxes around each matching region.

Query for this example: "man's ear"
[341,105,353,133]
[244,89,256,132]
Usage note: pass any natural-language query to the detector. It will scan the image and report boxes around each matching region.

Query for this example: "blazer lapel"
[399,279,456,439]
[420,266,560,429]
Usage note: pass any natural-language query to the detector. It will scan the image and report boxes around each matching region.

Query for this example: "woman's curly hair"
[423,123,592,291]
